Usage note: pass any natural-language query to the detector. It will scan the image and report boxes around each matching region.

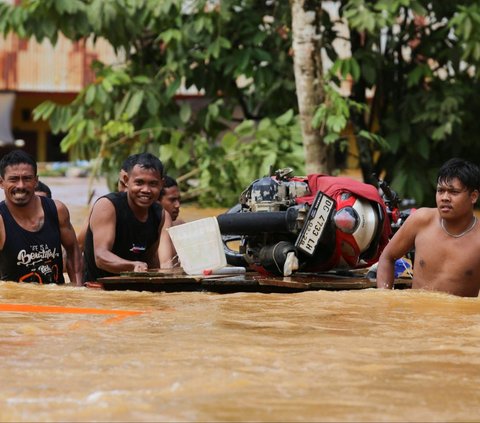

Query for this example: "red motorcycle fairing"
[293,174,391,271]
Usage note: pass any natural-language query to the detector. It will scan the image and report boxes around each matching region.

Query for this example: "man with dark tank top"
[83,153,175,282]
[0,150,83,285]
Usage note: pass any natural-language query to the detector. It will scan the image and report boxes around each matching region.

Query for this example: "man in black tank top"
[83,153,175,282]
[0,150,83,285]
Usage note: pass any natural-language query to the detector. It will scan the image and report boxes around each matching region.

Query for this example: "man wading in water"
[0,150,83,285]
[159,175,185,227]
[377,158,480,297]
[83,152,175,282]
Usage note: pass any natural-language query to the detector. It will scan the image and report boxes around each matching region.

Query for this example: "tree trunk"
[290,0,333,174]
[349,30,375,185]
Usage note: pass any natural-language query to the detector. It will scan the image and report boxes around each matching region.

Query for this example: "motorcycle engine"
[240,170,311,213]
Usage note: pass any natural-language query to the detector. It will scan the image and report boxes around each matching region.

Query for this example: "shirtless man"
[83,152,175,282]
[376,158,480,297]
[159,175,185,226]
[0,150,83,286]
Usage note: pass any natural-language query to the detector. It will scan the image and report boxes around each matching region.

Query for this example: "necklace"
[440,216,477,238]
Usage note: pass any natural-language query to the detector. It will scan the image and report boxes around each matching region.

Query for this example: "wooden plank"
[100,275,203,284]
[119,268,185,277]
[254,275,374,290]
[93,268,412,293]
[256,277,311,290]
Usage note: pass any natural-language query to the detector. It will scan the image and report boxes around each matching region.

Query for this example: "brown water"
[1,177,480,422]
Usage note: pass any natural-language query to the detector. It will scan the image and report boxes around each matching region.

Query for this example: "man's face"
[0,163,38,207]
[436,177,478,219]
[125,165,163,209]
[160,186,181,221]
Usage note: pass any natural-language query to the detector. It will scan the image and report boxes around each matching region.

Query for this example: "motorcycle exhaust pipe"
[217,207,299,235]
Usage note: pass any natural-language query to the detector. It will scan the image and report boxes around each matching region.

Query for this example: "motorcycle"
[217,168,415,277]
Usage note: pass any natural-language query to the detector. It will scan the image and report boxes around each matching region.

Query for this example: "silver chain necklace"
[441,216,477,238]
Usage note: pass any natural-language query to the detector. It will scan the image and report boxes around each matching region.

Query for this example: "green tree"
[0,0,303,206]
[323,0,480,204]
[2,0,480,206]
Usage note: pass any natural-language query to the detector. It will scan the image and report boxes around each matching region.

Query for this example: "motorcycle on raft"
[216,168,415,277]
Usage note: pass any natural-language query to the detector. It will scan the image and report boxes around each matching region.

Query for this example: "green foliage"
[449,4,480,63]
[327,0,480,205]
[1,0,297,204]
[159,108,304,206]
[3,0,480,207]
[312,83,386,155]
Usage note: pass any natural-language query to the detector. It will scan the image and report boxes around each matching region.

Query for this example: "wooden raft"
[87,268,412,293]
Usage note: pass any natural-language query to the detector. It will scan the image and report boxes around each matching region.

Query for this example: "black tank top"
[83,192,162,281]
[0,196,65,284]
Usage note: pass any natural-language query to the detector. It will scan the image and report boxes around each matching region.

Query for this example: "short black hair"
[0,150,37,178]
[437,158,480,192]
[160,175,178,197]
[35,180,52,198]
[123,153,164,177]
[163,175,178,189]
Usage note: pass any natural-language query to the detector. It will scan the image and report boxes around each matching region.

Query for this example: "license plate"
[295,192,335,256]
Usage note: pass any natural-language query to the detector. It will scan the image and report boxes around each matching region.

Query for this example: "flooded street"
[2,284,480,422]
[1,177,480,422]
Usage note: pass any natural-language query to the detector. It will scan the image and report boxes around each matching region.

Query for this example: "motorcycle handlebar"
[373,173,400,209]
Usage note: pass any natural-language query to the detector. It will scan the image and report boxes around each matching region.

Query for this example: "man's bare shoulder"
[91,196,114,211]
[405,207,437,226]
[53,198,69,214]
[90,197,116,221]
[51,199,72,226]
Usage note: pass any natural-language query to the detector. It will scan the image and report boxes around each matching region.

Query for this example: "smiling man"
[0,150,83,285]
[377,158,480,297]
[83,153,175,282]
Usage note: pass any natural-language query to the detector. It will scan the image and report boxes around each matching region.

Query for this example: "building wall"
[0,26,120,161]
[0,34,119,93]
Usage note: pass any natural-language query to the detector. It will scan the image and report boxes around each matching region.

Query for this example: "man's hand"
[133,262,148,272]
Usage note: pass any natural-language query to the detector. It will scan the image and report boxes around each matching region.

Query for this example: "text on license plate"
[295,192,335,256]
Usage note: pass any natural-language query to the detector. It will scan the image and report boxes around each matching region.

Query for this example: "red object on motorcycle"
[391,208,400,223]
[294,174,391,271]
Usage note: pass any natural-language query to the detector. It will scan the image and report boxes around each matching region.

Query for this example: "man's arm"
[376,248,396,289]
[89,198,149,274]
[76,213,90,252]
[0,215,6,251]
[158,210,176,268]
[55,200,83,286]
[144,212,161,270]
[376,209,422,289]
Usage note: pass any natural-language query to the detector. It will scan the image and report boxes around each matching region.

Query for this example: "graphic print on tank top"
[16,242,61,283]
[130,244,146,254]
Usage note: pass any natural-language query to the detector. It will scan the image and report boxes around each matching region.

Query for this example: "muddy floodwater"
[1,177,480,422]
